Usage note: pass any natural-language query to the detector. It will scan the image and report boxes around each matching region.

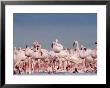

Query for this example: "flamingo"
[51,39,70,70]
[56,49,69,70]
[32,41,49,59]
[13,40,97,74]
[80,45,96,63]
[14,47,26,66]
[33,41,41,50]
[51,39,63,53]
[65,41,87,72]
[66,41,82,64]
[13,47,19,65]
[73,41,80,51]
[91,42,97,59]
[32,41,49,72]
[78,42,97,73]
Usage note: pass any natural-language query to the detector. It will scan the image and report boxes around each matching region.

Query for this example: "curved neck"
[75,41,79,49]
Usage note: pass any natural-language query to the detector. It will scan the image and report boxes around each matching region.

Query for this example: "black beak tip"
[51,43,53,48]
[73,42,75,47]
[95,42,97,44]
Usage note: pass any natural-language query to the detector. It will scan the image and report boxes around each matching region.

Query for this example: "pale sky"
[13,13,97,50]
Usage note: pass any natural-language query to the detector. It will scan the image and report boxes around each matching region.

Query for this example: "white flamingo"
[24,45,34,74]
[73,41,80,51]
[13,47,19,65]
[80,46,97,64]
[67,41,82,64]
[14,47,26,66]
[32,41,49,59]
[51,39,63,53]
[32,42,49,72]
[33,41,41,50]
[25,45,33,57]
[13,40,97,74]
[91,42,97,59]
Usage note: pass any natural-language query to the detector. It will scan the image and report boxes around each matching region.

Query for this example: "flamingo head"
[55,39,58,43]
[36,41,39,45]
[67,48,70,50]
[73,41,78,47]
[33,42,36,47]
[74,48,77,51]
[95,42,97,45]
[74,41,78,44]
[80,45,84,50]
[33,41,40,48]
[26,45,28,48]
[84,47,87,51]
[51,42,54,48]
[37,47,39,50]
[18,47,21,50]
[33,42,36,45]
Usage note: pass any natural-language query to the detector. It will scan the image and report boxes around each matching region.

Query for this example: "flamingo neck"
[75,41,79,50]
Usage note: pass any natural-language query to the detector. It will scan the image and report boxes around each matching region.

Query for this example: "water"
[14,72,97,76]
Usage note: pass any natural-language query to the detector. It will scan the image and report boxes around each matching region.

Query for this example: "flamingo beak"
[51,43,53,48]
[84,48,87,51]
[41,51,43,56]
[73,42,75,47]
[95,42,97,45]
[26,45,28,48]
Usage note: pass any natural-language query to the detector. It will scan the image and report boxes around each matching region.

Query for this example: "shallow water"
[14,72,97,76]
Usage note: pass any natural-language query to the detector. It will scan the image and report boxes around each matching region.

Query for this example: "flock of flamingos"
[14,39,97,75]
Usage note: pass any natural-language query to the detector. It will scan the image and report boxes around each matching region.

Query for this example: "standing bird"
[51,39,63,53]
